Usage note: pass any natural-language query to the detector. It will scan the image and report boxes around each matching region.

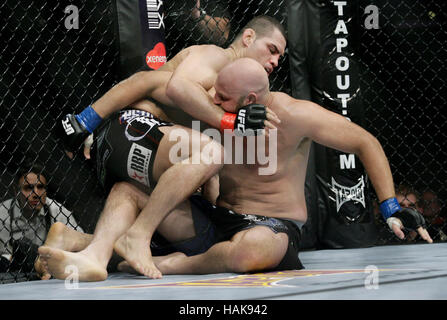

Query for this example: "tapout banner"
[288,0,378,249]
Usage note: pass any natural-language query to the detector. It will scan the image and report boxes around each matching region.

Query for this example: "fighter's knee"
[231,247,270,273]
[229,229,287,273]
[110,182,139,202]
[199,137,224,170]
[110,181,131,194]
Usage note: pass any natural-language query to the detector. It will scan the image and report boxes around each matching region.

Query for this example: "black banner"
[115,0,166,79]
[288,0,378,249]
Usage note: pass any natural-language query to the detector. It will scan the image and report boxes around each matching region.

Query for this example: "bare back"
[217,92,311,222]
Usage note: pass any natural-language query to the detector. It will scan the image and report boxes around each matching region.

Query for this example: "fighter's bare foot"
[118,252,186,275]
[35,222,69,280]
[153,252,187,274]
[38,246,108,282]
[117,261,138,275]
[114,232,162,279]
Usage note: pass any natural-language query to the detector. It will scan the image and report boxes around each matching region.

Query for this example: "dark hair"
[15,161,45,186]
[395,183,419,200]
[233,15,287,42]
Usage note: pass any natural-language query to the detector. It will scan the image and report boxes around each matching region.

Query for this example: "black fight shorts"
[150,195,217,257]
[189,195,304,271]
[91,109,173,191]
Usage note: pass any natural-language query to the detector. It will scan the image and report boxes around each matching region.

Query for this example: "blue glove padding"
[75,105,102,133]
[379,197,401,219]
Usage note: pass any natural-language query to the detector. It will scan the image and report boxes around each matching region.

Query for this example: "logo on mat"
[88,269,411,290]
[331,176,366,212]
[146,42,166,70]
[127,143,152,187]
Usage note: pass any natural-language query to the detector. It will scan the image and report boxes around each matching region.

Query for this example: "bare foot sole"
[114,233,162,279]
[38,246,108,282]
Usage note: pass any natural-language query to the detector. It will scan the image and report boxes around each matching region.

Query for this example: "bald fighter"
[146,59,432,275]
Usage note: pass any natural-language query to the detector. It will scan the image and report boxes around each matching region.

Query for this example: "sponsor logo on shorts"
[120,110,154,122]
[127,143,152,187]
[331,176,366,212]
[121,111,163,142]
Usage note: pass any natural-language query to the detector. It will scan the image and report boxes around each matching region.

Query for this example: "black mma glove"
[60,113,90,153]
[380,197,426,231]
[220,103,267,136]
[60,105,102,153]
[389,207,426,231]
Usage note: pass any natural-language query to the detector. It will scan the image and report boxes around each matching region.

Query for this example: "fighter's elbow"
[114,71,148,92]
[357,133,384,158]
[127,71,149,86]
[166,76,184,103]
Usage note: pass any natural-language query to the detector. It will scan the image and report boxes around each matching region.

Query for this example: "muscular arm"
[289,100,432,243]
[92,70,174,118]
[165,46,228,128]
[295,101,395,202]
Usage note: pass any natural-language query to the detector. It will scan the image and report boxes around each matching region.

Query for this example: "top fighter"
[61,15,287,152]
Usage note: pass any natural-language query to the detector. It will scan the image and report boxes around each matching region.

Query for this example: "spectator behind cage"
[165,0,231,55]
[0,162,82,274]
[395,184,421,211]
[395,183,423,242]
[420,190,447,242]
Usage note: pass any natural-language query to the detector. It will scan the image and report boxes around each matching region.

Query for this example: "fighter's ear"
[244,92,257,105]
[242,28,256,47]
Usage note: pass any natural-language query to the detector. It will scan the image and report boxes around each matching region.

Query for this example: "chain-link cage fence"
[357,0,447,245]
[0,0,445,283]
[163,0,290,92]
[0,0,119,283]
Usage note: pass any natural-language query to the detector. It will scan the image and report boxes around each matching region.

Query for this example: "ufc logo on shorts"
[62,118,75,135]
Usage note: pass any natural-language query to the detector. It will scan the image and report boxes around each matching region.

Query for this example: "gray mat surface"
[0,243,446,300]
